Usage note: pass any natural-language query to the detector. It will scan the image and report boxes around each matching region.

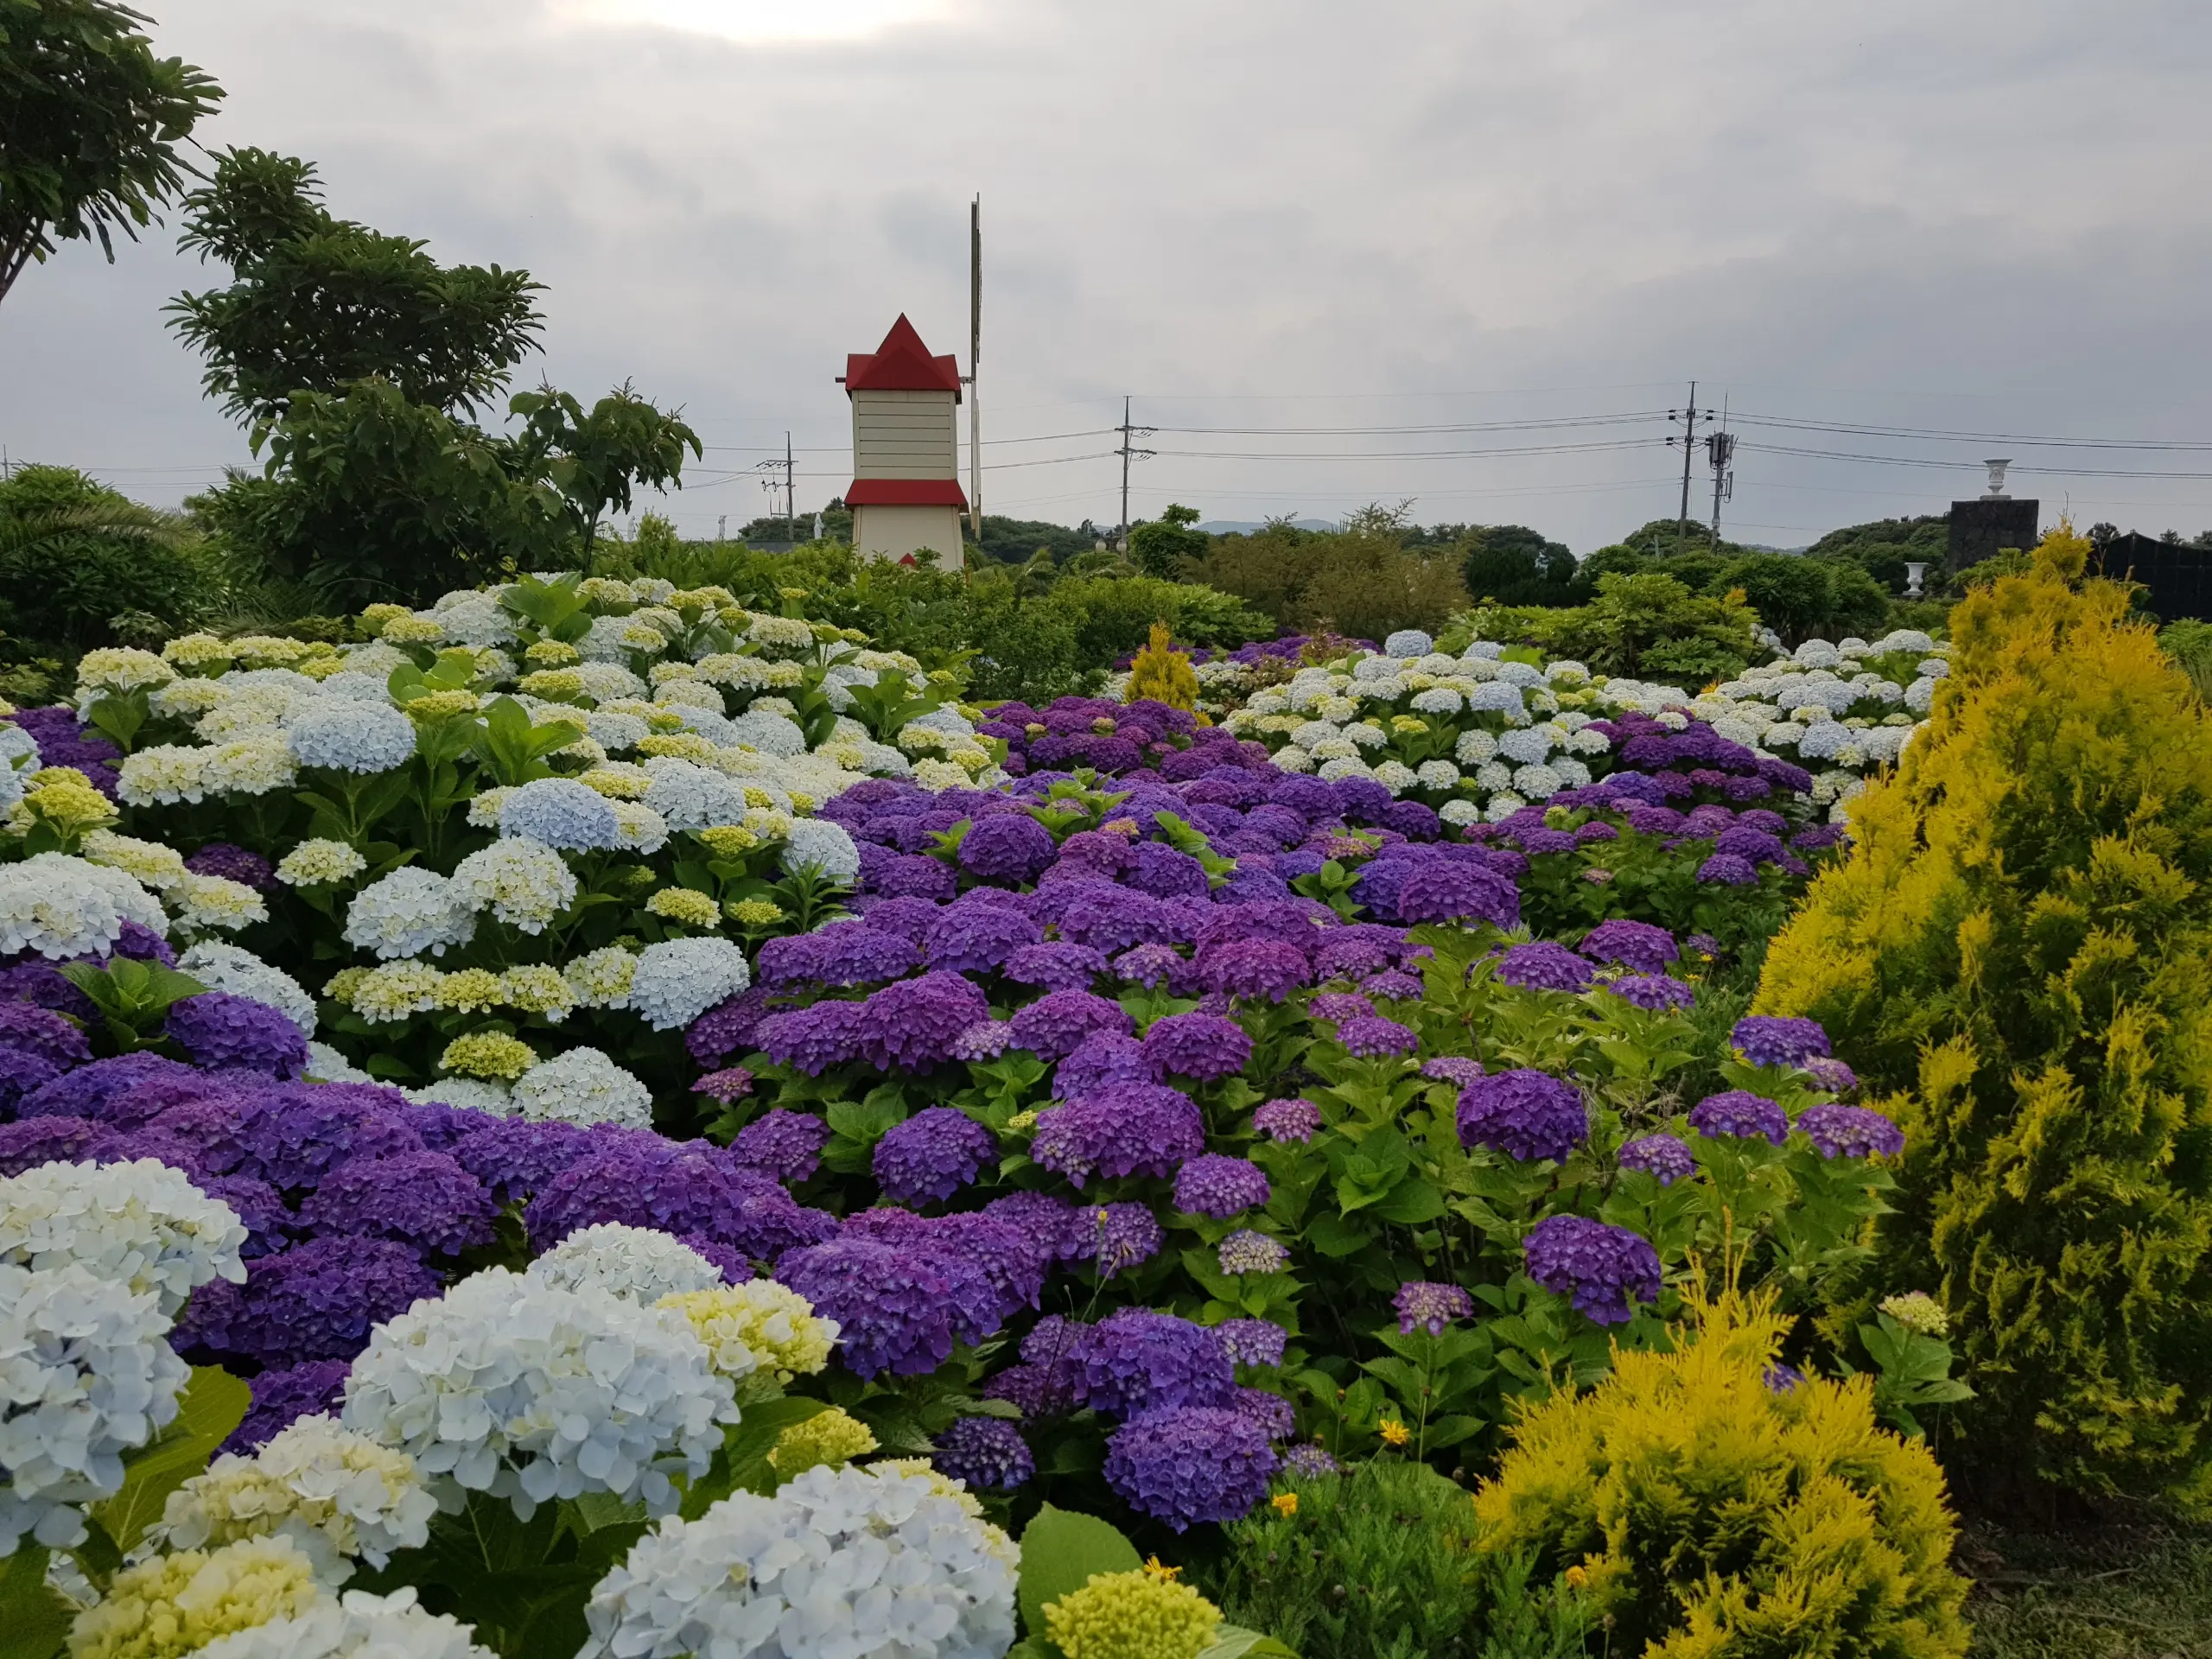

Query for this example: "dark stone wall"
[1947,499,2041,572]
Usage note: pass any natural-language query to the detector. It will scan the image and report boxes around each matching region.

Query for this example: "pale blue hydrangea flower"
[641,760,749,830]
[779,820,861,886]
[627,938,752,1031]
[289,702,416,773]
[1494,661,1546,689]
[343,868,477,959]
[1384,630,1433,658]
[499,778,622,851]
[1409,688,1463,716]
[724,711,807,758]
[1466,683,1525,716]
[1497,727,1554,766]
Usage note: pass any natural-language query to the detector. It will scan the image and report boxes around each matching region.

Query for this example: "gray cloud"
[4,0,2209,550]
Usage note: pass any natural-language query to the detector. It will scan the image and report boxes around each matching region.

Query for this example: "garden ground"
[1965,1522,2212,1659]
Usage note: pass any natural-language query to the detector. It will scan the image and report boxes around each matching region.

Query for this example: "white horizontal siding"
[853,390,956,479]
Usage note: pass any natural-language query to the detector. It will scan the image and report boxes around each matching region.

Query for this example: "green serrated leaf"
[0,1545,73,1659]
[1016,1504,1142,1642]
[1200,1626,1300,1659]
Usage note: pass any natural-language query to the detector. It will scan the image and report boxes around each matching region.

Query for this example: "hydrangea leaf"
[1015,1503,1142,1643]
[89,1363,251,1554]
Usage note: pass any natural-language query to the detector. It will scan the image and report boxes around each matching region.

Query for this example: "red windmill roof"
[843,314,963,397]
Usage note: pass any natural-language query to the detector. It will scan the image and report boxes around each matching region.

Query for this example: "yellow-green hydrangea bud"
[276,838,367,888]
[67,1536,321,1659]
[766,1407,877,1475]
[693,826,756,857]
[321,967,369,1004]
[161,633,234,672]
[645,887,721,928]
[499,963,576,1020]
[440,1032,536,1080]
[578,765,654,800]
[349,963,445,1022]
[660,1281,839,1388]
[637,733,716,762]
[524,639,581,667]
[403,690,481,722]
[378,616,444,646]
[435,969,505,1015]
[1042,1570,1222,1659]
[83,830,188,891]
[18,777,120,838]
[563,946,637,1009]
[1879,1292,1949,1338]
[518,670,585,702]
[359,604,410,632]
[725,898,783,926]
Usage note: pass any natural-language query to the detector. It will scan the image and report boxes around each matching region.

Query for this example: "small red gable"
[844,314,963,397]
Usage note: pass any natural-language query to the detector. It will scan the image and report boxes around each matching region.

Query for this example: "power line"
[1728,412,2212,452]
[1735,440,2212,480]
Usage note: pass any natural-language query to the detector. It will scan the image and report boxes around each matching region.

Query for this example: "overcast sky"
[7,0,2212,551]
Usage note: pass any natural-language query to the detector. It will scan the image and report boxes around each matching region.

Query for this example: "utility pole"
[717,514,727,543]
[1667,384,1714,554]
[785,431,796,543]
[968,195,982,539]
[1707,396,1735,549]
[1115,396,1155,549]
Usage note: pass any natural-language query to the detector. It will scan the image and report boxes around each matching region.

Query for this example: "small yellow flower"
[1004,1111,1039,1133]
[1565,1564,1589,1588]
[1142,1556,1182,1583]
[1378,1419,1411,1447]
[1271,1492,1299,1517]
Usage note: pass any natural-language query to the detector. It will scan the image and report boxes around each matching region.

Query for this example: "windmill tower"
[840,315,967,569]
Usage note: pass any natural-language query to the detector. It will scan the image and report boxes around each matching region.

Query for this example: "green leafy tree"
[0,463,213,653]
[0,0,220,306]
[510,384,701,575]
[168,148,543,419]
[1460,523,1580,607]
[1544,571,1757,683]
[1126,501,1208,580]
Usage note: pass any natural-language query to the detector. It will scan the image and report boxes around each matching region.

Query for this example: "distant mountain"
[1196,518,1340,535]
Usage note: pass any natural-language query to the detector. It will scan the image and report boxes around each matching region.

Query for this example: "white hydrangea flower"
[1439,798,1482,827]
[1415,760,1459,789]
[0,1158,247,1315]
[1454,729,1498,766]
[1340,722,1386,752]
[76,646,177,699]
[81,830,188,893]
[1408,688,1462,716]
[1513,763,1564,799]
[343,868,477,960]
[289,703,416,774]
[306,1043,377,1085]
[578,1464,1016,1659]
[152,1414,438,1579]
[1904,677,1936,715]
[171,872,270,936]
[1473,760,1513,792]
[1316,756,1373,782]
[276,839,369,888]
[1482,791,1527,822]
[197,1584,499,1659]
[1554,758,1592,788]
[642,760,750,830]
[403,1077,512,1115]
[779,819,860,886]
[627,938,750,1032]
[179,942,316,1038]
[1268,745,1315,774]
[347,962,445,1023]
[1497,727,1554,766]
[509,1047,654,1129]
[724,711,808,759]
[449,838,577,934]
[0,1262,189,1554]
[527,1225,728,1306]
[0,853,167,960]
[1370,760,1417,794]
[565,946,639,1009]
[342,1269,735,1521]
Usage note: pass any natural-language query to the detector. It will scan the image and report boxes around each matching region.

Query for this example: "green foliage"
[1472,1294,1972,1657]
[1580,535,1892,645]
[1458,524,1580,609]
[169,146,543,419]
[1191,517,1471,643]
[0,1543,73,1659]
[2161,616,2212,701]
[1806,513,1948,594]
[0,464,216,655]
[1017,1505,1144,1642]
[1206,1460,1586,1659]
[1468,571,1758,685]
[0,0,222,305]
[1758,524,2212,1510]
[508,385,701,575]
[1128,504,1209,580]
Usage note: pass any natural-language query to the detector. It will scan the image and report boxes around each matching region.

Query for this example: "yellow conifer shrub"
[1757,522,2212,1510]
[1125,622,1200,711]
[1473,1294,1970,1658]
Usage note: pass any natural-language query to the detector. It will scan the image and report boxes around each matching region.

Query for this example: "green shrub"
[1192,523,1469,642]
[0,465,215,655]
[1758,524,2212,1510]
[1206,1460,1586,1659]
[2160,616,2212,701]
[1461,572,1757,685]
[1472,1294,1971,1657]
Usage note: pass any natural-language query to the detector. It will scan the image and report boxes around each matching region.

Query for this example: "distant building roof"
[843,315,963,397]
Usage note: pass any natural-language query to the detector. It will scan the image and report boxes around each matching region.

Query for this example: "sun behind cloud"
[554,0,957,43]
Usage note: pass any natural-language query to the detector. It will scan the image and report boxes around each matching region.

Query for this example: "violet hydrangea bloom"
[184,843,276,891]
[298,1150,499,1255]
[1231,1388,1297,1442]
[948,1020,1015,1061]
[0,1045,63,1112]
[525,1138,835,1260]
[690,1067,754,1103]
[1141,1011,1253,1081]
[1456,1070,1587,1163]
[218,1359,353,1456]
[1112,943,1190,992]
[1421,1056,1484,1088]
[1391,861,1521,929]
[1033,1083,1205,1186]
[1052,1033,1151,1100]
[1522,1215,1663,1326]
[685,988,774,1065]
[1619,1133,1697,1185]
[0,1002,92,1067]
[1195,939,1309,1002]
[236,1086,425,1192]
[871,1106,997,1204]
[1083,1202,1165,1278]
[756,1000,871,1075]
[1796,1103,1904,1159]
[958,812,1058,882]
[1688,1090,1789,1146]
[177,1235,442,1367]
[1334,1015,1419,1058]
[1310,992,1376,1024]
[1072,1309,1236,1418]
[1494,942,1597,994]
[1103,1407,1278,1531]
[861,971,991,1071]
[923,905,1042,975]
[728,1108,831,1182]
[1010,988,1133,1059]
[1731,1015,1832,1067]
[1001,943,1110,994]
[1282,1444,1340,1478]
[0,1115,107,1175]
[1252,1097,1321,1143]
[1605,974,1696,1013]
[776,1235,964,1378]
[1213,1319,1288,1368]
[1695,852,1758,887]
[1173,1154,1270,1218]
[1394,1281,1475,1336]
[931,1417,1033,1491]
[1361,969,1426,1001]
[1579,919,1679,975]
[448,1116,594,1205]
[1803,1055,1859,1094]
[166,992,307,1076]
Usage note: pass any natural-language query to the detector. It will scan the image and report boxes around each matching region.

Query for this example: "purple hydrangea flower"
[1281,1444,1341,1478]
[1073,1309,1236,1418]
[931,1417,1033,1491]
[1053,1033,1152,1100]
[686,988,775,1065]
[1360,969,1426,1001]
[219,1360,353,1457]
[837,1211,1039,1335]
[1334,1015,1418,1058]
[1579,919,1679,975]
[1695,852,1759,887]
[1001,943,1110,994]
[176,1236,442,1367]
[236,1086,426,1192]
[1688,1090,1789,1146]
[1764,1363,1806,1394]
[448,1116,594,1205]
[1103,1407,1278,1531]
[1456,1070,1587,1163]
[1796,1103,1904,1159]
[1010,988,1134,1060]
[1522,1215,1663,1326]
[0,1002,92,1067]
[527,1138,836,1261]
[184,843,276,891]
[1605,974,1696,1012]
[0,1115,106,1175]
[1213,1319,1288,1367]
[982,1192,1094,1263]
[1393,1281,1475,1336]
[1495,942,1597,994]
[298,1151,499,1255]
[1731,1015,1833,1068]
[923,906,1043,975]
[862,971,992,1072]
[1252,1098,1322,1143]
[807,927,925,988]
[958,813,1058,882]
[166,993,306,1077]
[1112,943,1191,992]
[15,1051,187,1120]
[1031,1083,1204,1186]
[1618,1133,1697,1185]
[756,1001,872,1075]
[871,1107,998,1205]
[1803,1055,1859,1094]
[949,1020,1015,1061]
[1310,992,1376,1024]
[1231,1387,1298,1441]
[690,1067,755,1103]
[776,1236,965,1379]
[1421,1056,1484,1088]
[1195,939,1310,1003]
[1312,932,1394,982]
[1390,861,1521,929]
[1141,1012,1252,1081]
[1173,1154,1270,1218]
[0,1044,64,1111]
[677,1233,753,1284]
[1080,1202,1164,1278]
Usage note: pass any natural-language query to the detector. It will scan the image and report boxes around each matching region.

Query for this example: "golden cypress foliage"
[1473,1291,1970,1657]
[1756,522,2212,1510]
[1125,621,1199,711]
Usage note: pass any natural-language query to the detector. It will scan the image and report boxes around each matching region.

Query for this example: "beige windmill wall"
[852,391,957,478]
[853,504,965,568]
